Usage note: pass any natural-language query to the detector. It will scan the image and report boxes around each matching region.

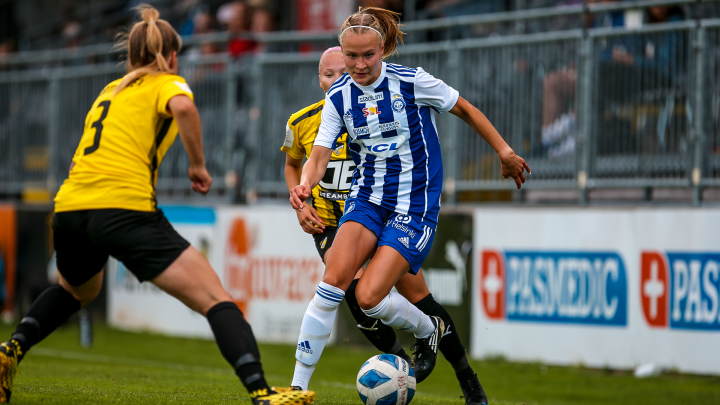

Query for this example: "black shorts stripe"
[291,105,323,126]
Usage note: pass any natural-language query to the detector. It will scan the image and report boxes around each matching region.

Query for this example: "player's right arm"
[168,94,212,194]
[285,154,325,233]
[289,98,342,211]
[290,146,332,211]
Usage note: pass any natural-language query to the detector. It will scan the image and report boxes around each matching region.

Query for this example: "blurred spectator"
[219,1,258,58]
[541,2,686,158]
[62,21,83,49]
[180,5,215,36]
[251,8,275,33]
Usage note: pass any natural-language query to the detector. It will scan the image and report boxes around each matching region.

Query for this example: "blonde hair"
[113,5,182,96]
[339,7,405,59]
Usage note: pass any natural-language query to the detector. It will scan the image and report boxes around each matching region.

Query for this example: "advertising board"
[107,205,327,344]
[472,208,720,374]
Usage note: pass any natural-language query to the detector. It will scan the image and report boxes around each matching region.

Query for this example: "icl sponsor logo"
[641,251,720,330]
[480,250,627,326]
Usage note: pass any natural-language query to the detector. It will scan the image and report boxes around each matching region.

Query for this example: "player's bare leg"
[355,247,446,384]
[290,221,377,390]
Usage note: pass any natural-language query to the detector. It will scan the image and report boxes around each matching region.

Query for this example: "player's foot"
[410,316,445,383]
[0,340,20,403]
[458,373,489,405]
[251,388,315,405]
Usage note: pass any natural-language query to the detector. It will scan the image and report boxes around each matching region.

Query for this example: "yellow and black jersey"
[281,99,355,228]
[54,73,194,213]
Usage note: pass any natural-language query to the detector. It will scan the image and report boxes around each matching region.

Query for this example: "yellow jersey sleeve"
[281,118,305,160]
[157,77,194,117]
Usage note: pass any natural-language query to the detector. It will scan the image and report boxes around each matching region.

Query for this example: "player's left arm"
[168,94,212,194]
[449,97,531,189]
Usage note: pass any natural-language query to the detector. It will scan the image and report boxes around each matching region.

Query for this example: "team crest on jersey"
[333,144,345,156]
[392,95,406,113]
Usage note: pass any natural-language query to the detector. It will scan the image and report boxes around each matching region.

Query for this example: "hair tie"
[148,20,156,25]
[341,25,383,40]
[156,53,162,58]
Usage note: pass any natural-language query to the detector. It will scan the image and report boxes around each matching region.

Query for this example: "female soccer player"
[282,47,489,404]
[289,6,529,399]
[0,7,314,405]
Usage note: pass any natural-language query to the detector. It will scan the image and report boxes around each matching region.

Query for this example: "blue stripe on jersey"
[419,105,443,223]
[378,83,400,207]
[387,63,417,73]
[377,79,398,138]
[350,84,369,138]
[400,80,430,219]
[329,90,345,121]
[386,67,415,78]
[328,73,351,93]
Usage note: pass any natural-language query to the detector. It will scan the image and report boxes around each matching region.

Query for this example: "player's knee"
[321,272,352,291]
[355,284,382,311]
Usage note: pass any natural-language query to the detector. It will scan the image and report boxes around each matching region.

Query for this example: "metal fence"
[1,21,719,204]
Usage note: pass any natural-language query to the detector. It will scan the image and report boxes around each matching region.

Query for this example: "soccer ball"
[356,354,416,405]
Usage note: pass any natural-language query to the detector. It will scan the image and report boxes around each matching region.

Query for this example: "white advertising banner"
[108,205,327,344]
[215,206,327,344]
[472,207,720,375]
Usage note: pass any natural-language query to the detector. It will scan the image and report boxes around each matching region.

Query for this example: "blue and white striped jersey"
[314,62,459,228]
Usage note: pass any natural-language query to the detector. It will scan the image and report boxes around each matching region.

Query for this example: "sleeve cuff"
[280,146,303,160]
[444,88,460,113]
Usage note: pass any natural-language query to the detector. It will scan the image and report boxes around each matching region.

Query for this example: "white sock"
[291,361,315,390]
[291,282,344,389]
[362,291,435,339]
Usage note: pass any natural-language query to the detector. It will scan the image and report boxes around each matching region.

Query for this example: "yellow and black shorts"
[312,226,338,263]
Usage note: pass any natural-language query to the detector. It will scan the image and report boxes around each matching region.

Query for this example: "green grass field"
[2,323,719,405]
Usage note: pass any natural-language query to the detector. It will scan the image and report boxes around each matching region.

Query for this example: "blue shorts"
[338,198,435,274]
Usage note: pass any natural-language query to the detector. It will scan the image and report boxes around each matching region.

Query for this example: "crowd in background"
[0,0,713,59]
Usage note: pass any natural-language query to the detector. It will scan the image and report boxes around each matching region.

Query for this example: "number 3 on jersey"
[84,100,111,155]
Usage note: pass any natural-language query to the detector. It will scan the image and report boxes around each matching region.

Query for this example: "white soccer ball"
[356,354,416,405]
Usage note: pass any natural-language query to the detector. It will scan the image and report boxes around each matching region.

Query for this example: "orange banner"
[0,205,16,313]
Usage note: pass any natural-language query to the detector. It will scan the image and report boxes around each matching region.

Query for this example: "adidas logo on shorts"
[398,237,410,248]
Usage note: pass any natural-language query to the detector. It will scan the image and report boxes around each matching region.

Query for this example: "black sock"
[11,285,81,362]
[346,279,406,357]
[413,293,468,366]
[455,357,475,379]
[206,302,269,395]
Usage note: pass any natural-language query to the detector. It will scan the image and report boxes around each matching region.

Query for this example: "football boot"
[410,316,445,383]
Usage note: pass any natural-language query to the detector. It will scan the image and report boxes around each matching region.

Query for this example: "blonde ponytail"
[113,4,182,96]
[339,7,405,59]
